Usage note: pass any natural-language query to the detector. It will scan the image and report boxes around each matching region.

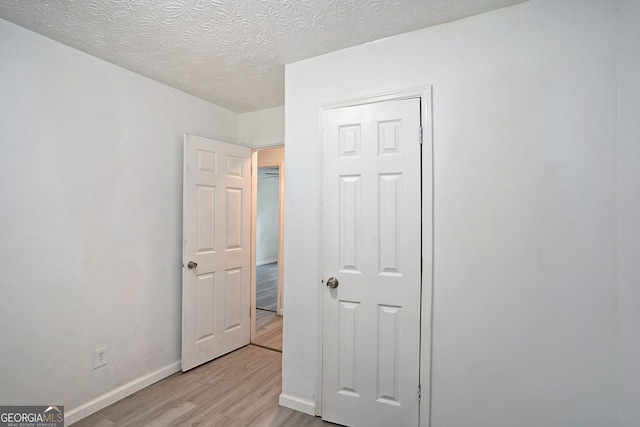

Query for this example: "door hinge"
[419,127,423,144]
[418,384,421,402]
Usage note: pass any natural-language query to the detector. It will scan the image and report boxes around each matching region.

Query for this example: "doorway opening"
[251,147,284,352]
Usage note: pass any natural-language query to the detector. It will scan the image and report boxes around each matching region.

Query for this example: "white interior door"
[322,98,422,426]
[182,134,251,372]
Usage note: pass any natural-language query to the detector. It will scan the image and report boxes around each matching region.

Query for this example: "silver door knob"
[326,277,339,289]
[187,261,198,269]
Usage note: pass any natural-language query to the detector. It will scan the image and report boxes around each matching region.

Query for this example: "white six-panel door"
[322,98,422,426]
[182,134,251,372]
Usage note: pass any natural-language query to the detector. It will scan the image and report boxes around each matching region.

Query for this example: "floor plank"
[253,310,283,352]
[256,262,278,312]
[72,345,336,426]
[254,263,282,352]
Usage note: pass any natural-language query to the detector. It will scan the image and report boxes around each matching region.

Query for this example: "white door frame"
[318,86,434,426]
[250,146,285,342]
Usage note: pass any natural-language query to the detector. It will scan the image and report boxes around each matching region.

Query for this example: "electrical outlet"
[94,346,107,369]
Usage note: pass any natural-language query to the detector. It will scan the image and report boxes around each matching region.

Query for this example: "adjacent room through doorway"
[251,147,284,352]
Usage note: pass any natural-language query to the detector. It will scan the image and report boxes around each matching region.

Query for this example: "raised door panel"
[339,175,361,274]
[196,186,216,255]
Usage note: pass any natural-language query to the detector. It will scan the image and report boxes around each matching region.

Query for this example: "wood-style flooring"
[253,309,283,352]
[253,262,282,352]
[72,345,335,427]
[256,263,278,312]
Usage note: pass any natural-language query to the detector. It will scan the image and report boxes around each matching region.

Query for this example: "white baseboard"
[278,393,316,416]
[65,361,181,425]
[256,258,278,266]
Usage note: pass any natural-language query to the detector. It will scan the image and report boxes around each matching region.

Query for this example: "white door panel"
[182,134,251,372]
[322,98,422,426]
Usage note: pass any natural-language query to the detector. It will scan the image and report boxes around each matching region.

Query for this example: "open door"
[182,134,252,372]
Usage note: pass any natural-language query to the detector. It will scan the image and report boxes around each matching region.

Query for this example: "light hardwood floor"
[253,309,283,352]
[256,262,278,312]
[254,262,282,352]
[72,345,336,426]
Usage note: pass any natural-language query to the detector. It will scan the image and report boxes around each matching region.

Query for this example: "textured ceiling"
[0,0,526,113]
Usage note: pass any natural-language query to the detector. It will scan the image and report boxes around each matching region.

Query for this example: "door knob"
[187,261,198,269]
[326,277,339,289]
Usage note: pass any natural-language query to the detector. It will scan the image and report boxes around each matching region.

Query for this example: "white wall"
[256,168,280,264]
[617,0,640,425]
[0,18,238,420]
[238,106,284,148]
[283,0,623,425]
